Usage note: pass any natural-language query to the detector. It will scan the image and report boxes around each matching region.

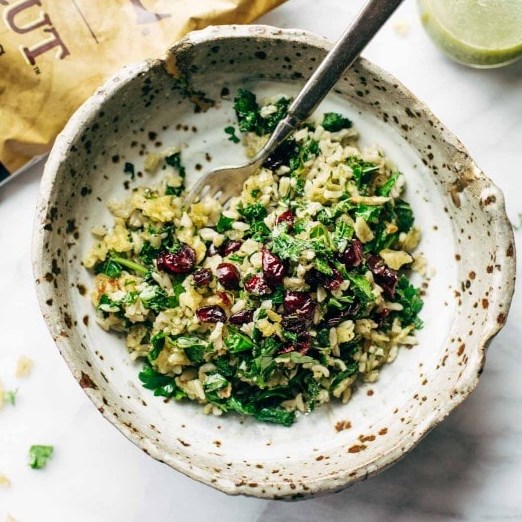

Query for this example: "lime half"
[418,0,522,68]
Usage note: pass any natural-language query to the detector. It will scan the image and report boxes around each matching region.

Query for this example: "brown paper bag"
[0,0,285,184]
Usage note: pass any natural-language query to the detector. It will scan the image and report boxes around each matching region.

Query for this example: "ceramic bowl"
[33,25,515,499]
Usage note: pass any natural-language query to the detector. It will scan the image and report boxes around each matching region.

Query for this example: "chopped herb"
[165,152,186,178]
[251,189,261,198]
[238,203,267,222]
[139,363,186,400]
[394,200,414,232]
[377,172,400,197]
[395,276,424,328]
[148,332,166,362]
[28,445,54,470]
[96,258,122,278]
[322,112,353,132]
[348,157,379,190]
[224,326,255,353]
[165,185,184,196]
[4,389,17,406]
[233,89,290,136]
[347,273,375,304]
[216,214,234,233]
[224,126,240,143]
[204,373,229,393]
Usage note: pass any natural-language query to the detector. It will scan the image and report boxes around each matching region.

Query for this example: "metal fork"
[184,0,404,208]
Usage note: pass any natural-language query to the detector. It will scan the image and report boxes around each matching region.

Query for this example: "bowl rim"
[32,24,516,498]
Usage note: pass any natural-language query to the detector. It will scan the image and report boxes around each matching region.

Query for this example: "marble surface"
[1,0,521,520]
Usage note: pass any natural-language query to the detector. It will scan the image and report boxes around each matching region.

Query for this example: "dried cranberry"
[193,268,212,286]
[324,301,360,327]
[296,335,311,355]
[276,209,294,229]
[306,268,343,291]
[278,334,311,355]
[373,307,390,327]
[216,263,241,289]
[262,248,286,287]
[221,240,242,257]
[207,243,220,257]
[157,244,196,274]
[366,255,398,299]
[229,309,255,325]
[342,239,364,268]
[263,140,298,170]
[282,315,309,333]
[196,305,227,323]
[218,291,232,307]
[244,274,272,296]
[284,291,316,319]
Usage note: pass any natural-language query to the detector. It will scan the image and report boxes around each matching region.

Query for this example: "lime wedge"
[418,0,522,68]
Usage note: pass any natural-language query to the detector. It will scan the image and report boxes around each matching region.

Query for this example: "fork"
[184,0,405,208]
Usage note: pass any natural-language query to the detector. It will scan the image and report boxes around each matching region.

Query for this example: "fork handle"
[253,0,405,164]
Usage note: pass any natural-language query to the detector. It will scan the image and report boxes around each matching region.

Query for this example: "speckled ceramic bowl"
[33,25,515,499]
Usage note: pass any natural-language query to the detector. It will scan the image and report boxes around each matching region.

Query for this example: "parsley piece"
[98,254,148,277]
[395,276,423,328]
[238,203,267,222]
[139,363,186,400]
[204,373,229,393]
[322,112,353,132]
[4,389,17,406]
[96,258,122,278]
[333,220,354,252]
[28,445,54,469]
[377,172,400,197]
[251,189,261,198]
[224,126,240,143]
[234,89,260,133]
[394,200,414,232]
[348,157,379,190]
[165,152,186,178]
[224,326,255,353]
[347,273,375,304]
[165,185,184,196]
[233,89,290,136]
[123,162,135,180]
[148,332,166,362]
[216,214,234,233]
[142,286,181,313]
[253,407,295,427]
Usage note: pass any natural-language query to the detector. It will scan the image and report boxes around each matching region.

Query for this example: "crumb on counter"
[15,356,33,378]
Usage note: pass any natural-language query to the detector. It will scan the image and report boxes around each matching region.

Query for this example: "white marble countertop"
[1,0,521,520]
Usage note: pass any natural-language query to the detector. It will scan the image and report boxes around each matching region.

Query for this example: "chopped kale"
[394,199,414,232]
[233,89,290,136]
[377,172,400,197]
[165,152,186,178]
[224,326,255,353]
[348,157,379,190]
[139,363,186,400]
[96,257,122,278]
[322,112,353,132]
[216,214,234,233]
[165,184,184,196]
[238,203,267,222]
[395,276,424,328]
